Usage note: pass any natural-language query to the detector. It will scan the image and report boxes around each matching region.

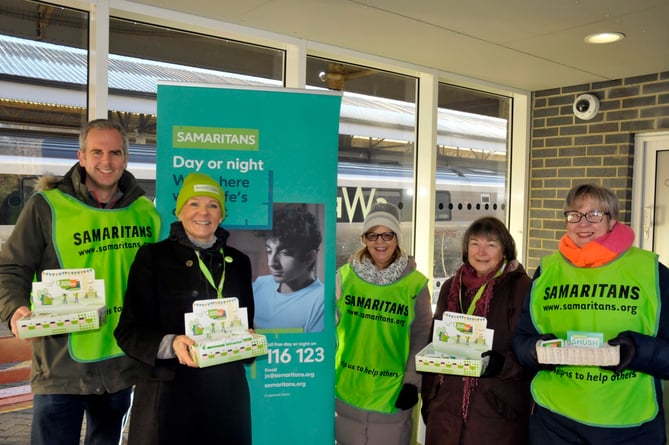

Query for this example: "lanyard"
[459,260,506,315]
[195,249,226,299]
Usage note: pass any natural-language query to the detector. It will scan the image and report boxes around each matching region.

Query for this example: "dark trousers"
[31,388,132,445]
[529,403,666,445]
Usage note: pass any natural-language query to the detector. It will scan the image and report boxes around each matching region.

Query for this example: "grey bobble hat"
[362,202,402,243]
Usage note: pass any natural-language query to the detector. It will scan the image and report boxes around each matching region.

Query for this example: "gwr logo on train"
[337,186,405,223]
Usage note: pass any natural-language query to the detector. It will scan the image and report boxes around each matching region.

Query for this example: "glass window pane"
[306,57,418,268]
[107,17,286,179]
[0,0,88,225]
[0,5,287,226]
[433,84,510,290]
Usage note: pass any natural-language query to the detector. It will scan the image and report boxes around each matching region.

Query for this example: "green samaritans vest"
[41,189,161,362]
[335,264,427,413]
[530,247,660,427]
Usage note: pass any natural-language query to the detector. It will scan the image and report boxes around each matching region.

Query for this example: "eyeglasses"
[363,231,396,241]
[563,210,609,224]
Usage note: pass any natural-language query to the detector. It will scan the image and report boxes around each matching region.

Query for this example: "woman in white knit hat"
[334,201,433,445]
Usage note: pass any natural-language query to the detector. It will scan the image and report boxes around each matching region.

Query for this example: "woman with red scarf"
[421,216,533,445]
[512,183,669,445]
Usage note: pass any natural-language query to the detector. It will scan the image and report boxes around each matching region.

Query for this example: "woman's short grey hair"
[564,184,619,219]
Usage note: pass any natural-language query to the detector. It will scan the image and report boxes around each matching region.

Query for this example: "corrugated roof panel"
[0,34,506,152]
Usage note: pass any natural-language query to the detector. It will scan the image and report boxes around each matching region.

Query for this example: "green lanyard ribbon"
[195,248,226,299]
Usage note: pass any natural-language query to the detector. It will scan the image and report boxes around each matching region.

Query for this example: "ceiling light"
[584,32,625,44]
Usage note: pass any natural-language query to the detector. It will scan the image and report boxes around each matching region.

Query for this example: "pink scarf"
[558,222,634,267]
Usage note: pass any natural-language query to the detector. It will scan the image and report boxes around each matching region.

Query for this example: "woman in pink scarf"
[513,183,669,445]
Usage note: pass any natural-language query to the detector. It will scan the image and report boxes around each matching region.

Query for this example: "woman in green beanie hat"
[116,171,254,445]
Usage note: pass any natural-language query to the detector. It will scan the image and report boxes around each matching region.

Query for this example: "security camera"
[573,93,600,120]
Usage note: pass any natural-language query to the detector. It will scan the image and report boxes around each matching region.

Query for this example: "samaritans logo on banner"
[173,126,258,147]
[156,83,341,445]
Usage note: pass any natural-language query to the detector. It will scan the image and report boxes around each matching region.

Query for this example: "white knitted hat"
[362,202,402,243]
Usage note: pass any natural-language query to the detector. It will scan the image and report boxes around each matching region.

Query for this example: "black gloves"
[480,350,505,377]
[537,333,558,343]
[394,383,418,410]
[529,333,559,371]
[602,331,636,374]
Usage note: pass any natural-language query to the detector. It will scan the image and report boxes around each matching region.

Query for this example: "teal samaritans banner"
[156,83,341,445]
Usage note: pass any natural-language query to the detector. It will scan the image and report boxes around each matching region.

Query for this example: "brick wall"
[526,71,669,271]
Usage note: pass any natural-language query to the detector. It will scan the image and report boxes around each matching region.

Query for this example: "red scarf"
[446,261,508,316]
[443,259,518,421]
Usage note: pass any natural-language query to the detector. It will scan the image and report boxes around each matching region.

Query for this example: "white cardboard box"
[17,269,106,339]
[189,332,268,367]
[17,306,107,338]
[416,312,494,377]
[185,298,267,367]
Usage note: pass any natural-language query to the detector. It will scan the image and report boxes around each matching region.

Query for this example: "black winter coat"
[115,222,254,445]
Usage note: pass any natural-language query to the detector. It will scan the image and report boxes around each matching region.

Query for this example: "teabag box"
[18,268,107,338]
[185,297,267,367]
[416,311,494,377]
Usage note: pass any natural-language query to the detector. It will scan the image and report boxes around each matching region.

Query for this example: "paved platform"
[0,388,130,444]
[0,405,32,444]
[0,323,32,444]
[0,406,130,444]
[0,322,31,444]
[0,324,130,444]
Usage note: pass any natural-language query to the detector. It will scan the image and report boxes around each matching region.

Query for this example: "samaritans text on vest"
[73,225,154,246]
[343,294,409,316]
[542,283,640,300]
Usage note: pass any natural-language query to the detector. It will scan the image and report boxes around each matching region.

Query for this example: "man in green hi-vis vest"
[0,119,161,445]
[513,183,669,445]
